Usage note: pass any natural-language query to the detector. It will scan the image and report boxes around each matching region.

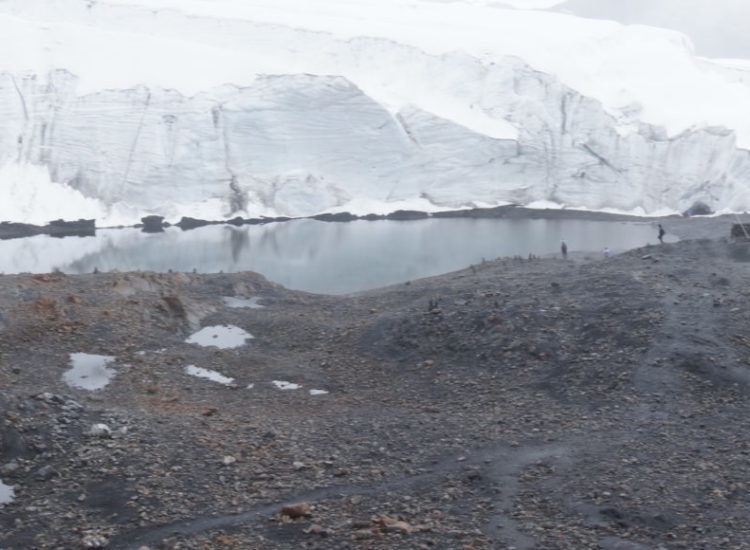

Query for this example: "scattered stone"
[1,462,19,475]
[140,215,166,233]
[86,423,112,438]
[303,523,327,535]
[379,515,414,534]
[280,502,312,519]
[0,229,749,549]
[33,465,57,481]
[81,531,110,548]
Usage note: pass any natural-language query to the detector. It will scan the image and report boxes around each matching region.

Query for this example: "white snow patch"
[222,296,265,309]
[309,389,329,395]
[524,200,566,211]
[0,480,14,505]
[185,325,253,349]
[524,200,681,218]
[185,365,235,385]
[272,380,302,390]
[0,163,108,226]
[246,383,255,389]
[62,353,116,391]
[322,197,454,217]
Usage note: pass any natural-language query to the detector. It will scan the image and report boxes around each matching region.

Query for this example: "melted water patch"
[272,380,301,390]
[185,325,253,349]
[0,480,13,505]
[223,296,265,309]
[63,353,116,390]
[185,365,234,385]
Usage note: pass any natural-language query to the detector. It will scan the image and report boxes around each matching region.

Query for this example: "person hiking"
[658,224,665,243]
[560,240,568,259]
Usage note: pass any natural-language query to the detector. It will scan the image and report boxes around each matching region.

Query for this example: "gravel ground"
[1,214,750,549]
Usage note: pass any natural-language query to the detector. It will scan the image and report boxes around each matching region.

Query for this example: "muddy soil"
[2,215,750,549]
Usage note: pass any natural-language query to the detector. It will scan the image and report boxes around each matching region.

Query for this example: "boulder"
[682,201,713,217]
[140,215,165,233]
[280,502,312,519]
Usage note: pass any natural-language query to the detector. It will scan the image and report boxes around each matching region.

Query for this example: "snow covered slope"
[0,0,749,223]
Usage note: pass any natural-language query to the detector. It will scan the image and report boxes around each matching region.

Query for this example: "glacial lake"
[0,217,665,294]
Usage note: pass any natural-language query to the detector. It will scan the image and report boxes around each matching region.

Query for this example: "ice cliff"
[0,0,749,224]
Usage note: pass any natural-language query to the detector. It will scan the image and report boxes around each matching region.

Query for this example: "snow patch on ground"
[185,325,253,349]
[272,380,302,390]
[185,365,235,385]
[62,353,116,391]
[0,163,110,225]
[525,200,681,218]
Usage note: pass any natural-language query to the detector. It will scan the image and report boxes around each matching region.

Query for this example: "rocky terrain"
[2,215,750,549]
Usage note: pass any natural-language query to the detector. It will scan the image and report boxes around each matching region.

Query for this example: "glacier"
[0,0,750,224]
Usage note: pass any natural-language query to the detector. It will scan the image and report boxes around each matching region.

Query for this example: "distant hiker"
[561,240,568,259]
[658,224,665,243]
[603,247,610,258]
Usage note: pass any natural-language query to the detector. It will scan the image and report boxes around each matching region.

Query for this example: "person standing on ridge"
[603,247,610,258]
[658,224,666,243]
[561,240,568,259]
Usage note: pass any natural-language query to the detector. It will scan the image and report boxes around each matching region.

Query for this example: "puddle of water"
[309,389,329,395]
[272,380,301,390]
[0,481,14,505]
[185,325,253,349]
[185,365,235,385]
[62,353,116,390]
[223,296,265,309]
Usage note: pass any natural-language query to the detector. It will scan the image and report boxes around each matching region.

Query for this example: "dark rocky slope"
[1,222,750,549]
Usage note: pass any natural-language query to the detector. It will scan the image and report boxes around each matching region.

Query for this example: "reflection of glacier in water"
[0,218,663,294]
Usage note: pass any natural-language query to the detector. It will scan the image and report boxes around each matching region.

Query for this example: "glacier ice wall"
[1,0,750,221]
[2,64,750,222]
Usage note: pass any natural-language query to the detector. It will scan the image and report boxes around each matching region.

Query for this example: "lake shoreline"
[0,204,698,241]
[0,210,743,293]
